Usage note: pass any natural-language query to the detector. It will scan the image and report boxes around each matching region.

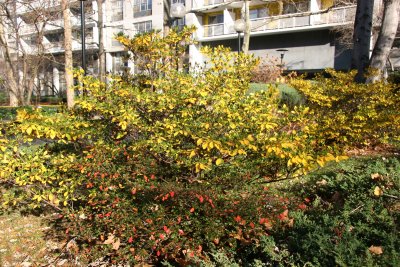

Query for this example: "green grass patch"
[0,105,61,121]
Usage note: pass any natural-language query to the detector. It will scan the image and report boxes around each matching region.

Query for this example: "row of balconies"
[16,0,81,15]
[199,5,356,39]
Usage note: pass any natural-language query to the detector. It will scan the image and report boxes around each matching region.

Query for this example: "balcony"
[200,5,356,39]
[16,0,80,15]
[204,0,226,6]
[203,23,224,37]
[19,14,95,36]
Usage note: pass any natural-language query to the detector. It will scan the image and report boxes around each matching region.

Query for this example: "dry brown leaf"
[371,173,383,180]
[112,238,121,250]
[369,245,383,255]
[103,234,114,245]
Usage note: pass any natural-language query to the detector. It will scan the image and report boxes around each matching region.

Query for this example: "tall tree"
[97,0,105,82]
[351,0,375,83]
[367,0,400,82]
[241,0,250,53]
[61,0,74,109]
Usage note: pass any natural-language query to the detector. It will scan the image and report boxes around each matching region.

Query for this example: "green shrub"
[249,83,304,108]
[1,29,340,265]
[1,28,399,266]
[289,69,400,147]
[194,157,400,266]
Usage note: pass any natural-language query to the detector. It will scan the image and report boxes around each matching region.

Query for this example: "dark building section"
[203,29,352,72]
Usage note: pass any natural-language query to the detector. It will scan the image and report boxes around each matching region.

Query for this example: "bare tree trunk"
[367,0,400,83]
[0,5,19,106]
[97,0,105,82]
[4,67,19,106]
[351,0,374,83]
[62,0,74,108]
[163,0,172,36]
[242,0,250,53]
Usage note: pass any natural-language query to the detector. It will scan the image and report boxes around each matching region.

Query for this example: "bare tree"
[61,0,74,109]
[0,0,57,106]
[367,0,400,82]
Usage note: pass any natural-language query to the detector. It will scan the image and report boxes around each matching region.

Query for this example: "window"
[23,35,37,46]
[208,14,223,24]
[172,17,185,30]
[110,0,123,21]
[133,21,152,34]
[249,7,269,19]
[134,0,152,18]
[283,1,309,14]
[112,52,128,74]
[45,32,64,44]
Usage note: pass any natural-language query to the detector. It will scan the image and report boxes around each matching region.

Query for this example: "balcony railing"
[19,13,95,36]
[204,23,224,37]
[16,0,81,14]
[204,0,226,6]
[202,5,356,38]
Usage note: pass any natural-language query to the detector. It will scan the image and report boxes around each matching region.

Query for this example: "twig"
[383,194,400,200]
[349,204,364,214]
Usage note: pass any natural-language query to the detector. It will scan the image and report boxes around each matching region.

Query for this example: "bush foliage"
[0,28,399,265]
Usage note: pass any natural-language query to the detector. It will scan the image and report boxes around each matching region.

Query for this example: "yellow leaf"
[26,127,33,135]
[189,150,196,158]
[374,186,383,196]
[49,131,56,139]
[216,158,224,166]
[196,139,203,146]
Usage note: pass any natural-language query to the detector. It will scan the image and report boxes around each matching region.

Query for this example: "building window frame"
[133,20,152,34]
[133,0,152,18]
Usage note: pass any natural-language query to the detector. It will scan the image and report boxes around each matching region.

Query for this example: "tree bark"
[163,0,172,36]
[97,0,105,82]
[351,0,374,83]
[0,3,19,106]
[367,0,400,83]
[242,0,250,53]
[62,0,74,109]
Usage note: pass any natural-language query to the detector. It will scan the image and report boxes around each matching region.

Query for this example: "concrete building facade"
[185,0,357,71]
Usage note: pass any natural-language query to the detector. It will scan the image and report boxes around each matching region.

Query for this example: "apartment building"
[6,0,166,97]
[185,0,359,71]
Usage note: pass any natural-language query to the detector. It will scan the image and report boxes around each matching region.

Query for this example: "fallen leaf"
[371,173,383,180]
[369,245,383,255]
[112,238,120,250]
[103,234,115,244]
[374,186,383,196]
